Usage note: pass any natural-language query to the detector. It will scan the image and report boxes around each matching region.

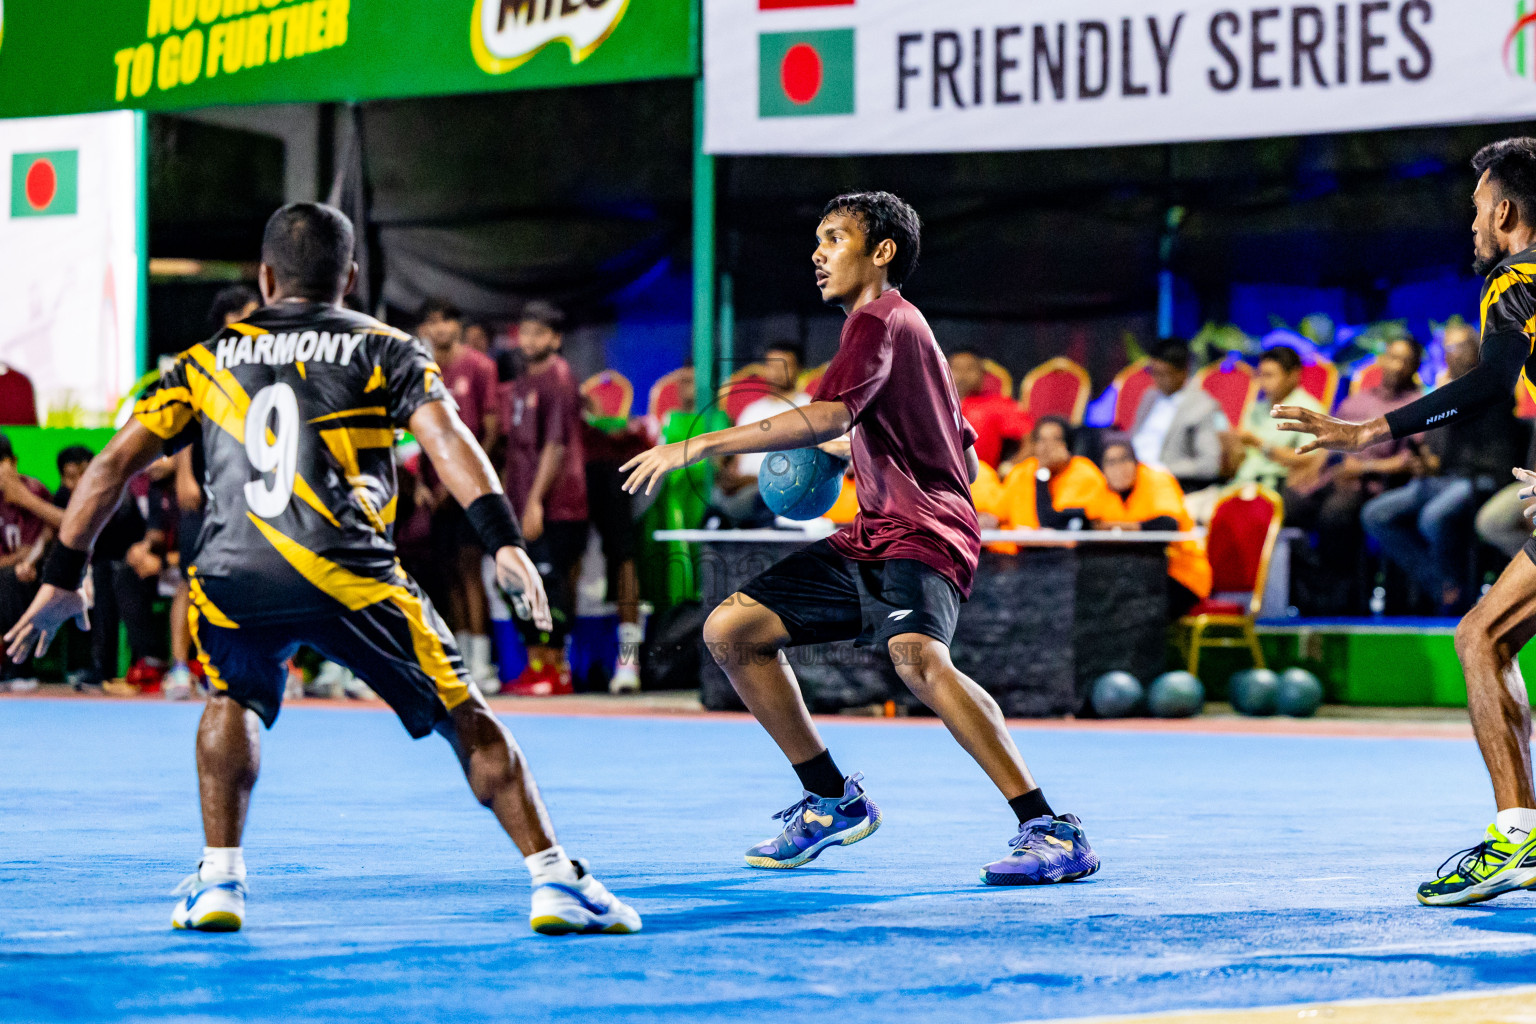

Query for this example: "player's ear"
[257,263,277,305]
[1498,197,1520,234]
[870,237,897,270]
[343,262,359,299]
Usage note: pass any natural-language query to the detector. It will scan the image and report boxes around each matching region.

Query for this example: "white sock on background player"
[610,622,643,693]
[525,845,577,884]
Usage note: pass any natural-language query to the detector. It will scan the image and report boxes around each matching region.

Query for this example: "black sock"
[792,750,845,798]
[1008,789,1054,824]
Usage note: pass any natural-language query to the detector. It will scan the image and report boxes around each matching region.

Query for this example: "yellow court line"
[1012,986,1536,1024]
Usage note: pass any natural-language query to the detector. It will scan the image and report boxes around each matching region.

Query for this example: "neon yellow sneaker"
[1416,824,1536,907]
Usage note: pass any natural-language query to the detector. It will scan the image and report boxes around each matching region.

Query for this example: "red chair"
[1020,356,1091,423]
[798,362,829,397]
[1299,356,1340,410]
[980,358,1013,399]
[1111,358,1155,430]
[1177,484,1283,675]
[648,367,691,423]
[1350,356,1423,399]
[580,370,633,419]
[718,364,771,421]
[1195,357,1255,429]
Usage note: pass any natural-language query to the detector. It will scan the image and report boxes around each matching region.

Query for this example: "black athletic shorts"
[736,538,961,651]
[189,574,472,738]
[585,462,637,569]
[1524,535,1536,567]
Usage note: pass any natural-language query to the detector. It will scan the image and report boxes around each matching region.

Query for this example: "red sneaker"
[126,658,166,695]
[504,661,573,697]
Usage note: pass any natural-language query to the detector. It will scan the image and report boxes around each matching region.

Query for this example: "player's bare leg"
[1419,552,1536,905]
[888,632,1099,886]
[703,596,824,763]
[1453,554,1536,810]
[435,690,641,933]
[887,633,1035,799]
[705,596,881,869]
[172,693,260,931]
[434,691,556,855]
[197,693,261,847]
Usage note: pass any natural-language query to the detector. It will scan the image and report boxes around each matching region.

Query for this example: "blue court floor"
[2,700,1534,1024]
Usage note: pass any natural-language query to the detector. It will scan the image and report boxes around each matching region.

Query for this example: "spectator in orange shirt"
[950,349,1032,471]
[1000,417,1118,529]
[1096,437,1212,619]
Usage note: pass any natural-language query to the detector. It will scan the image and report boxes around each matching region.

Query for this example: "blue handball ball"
[758,448,847,520]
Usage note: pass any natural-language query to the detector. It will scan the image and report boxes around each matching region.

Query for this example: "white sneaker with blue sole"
[171,869,246,932]
[529,859,641,935]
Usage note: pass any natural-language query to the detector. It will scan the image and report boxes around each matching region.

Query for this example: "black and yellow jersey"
[1481,245,1536,391]
[133,300,449,625]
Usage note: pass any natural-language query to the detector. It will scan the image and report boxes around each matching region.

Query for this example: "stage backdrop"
[0,111,143,424]
[706,0,1536,154]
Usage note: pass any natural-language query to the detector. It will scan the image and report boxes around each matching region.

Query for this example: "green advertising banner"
[0,0,696,118]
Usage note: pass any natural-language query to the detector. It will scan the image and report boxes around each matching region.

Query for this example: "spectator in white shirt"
[710,342,811,527]
[1130,339,1230,491]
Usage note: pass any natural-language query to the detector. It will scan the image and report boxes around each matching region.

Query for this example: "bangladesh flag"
[759,29,854,117]
[11,151,78,218]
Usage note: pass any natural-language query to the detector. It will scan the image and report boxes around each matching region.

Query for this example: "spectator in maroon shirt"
[418,299,501,688]
[501,301,588,696]
[0,432,56,688]
[620,192,1098,885]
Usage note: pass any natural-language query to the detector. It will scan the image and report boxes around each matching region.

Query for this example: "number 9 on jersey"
[244,382,300,518]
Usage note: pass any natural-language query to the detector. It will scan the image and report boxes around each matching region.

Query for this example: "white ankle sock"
[1496,808,1536,844]
[617,622,643,667]
[525,845,577,884]
[468,634,492,675]
[200,846,246,882]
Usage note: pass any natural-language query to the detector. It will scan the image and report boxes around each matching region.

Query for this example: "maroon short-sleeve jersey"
[814,290,980,596]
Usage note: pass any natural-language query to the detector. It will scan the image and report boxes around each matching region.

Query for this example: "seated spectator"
[970,459,1006,528]
[950,348,1032,471]
[1130,339,1229,491]
[1362,325,1531,613]
[710,342,811,528]
[1475,424,1536,559]
[0,431,54,688]
[1232,345,1327,491]
[1095,437,1212,619]
[1285,335,1425,614]
[1001,417,1118,529]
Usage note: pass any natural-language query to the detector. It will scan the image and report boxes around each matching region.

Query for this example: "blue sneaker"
[980,814,1099,886]
[745,773,882,869]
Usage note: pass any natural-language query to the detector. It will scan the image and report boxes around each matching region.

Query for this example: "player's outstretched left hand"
[4,583,90,663]
[620,440,701,496]
[1270,405,1377,455]
[494,545,552,632]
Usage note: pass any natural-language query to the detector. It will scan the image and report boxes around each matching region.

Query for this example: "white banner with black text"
[705,0,1536,154]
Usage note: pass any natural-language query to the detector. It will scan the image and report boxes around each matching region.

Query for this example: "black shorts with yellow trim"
[188,574,473,738]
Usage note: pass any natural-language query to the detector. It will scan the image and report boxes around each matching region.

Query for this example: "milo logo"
[473,0,629,74]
